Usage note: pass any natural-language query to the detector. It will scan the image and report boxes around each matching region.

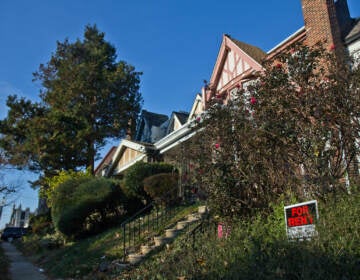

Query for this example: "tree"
[182,44,360,218]
[0,149,18,196]
[0,25,142,178]
[51,176,126,239]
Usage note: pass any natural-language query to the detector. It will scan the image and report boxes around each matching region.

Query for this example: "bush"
[43,169,93,208]
[29,212,54,236]
[128,192,360,279]
[182,44,360,218]
[143,173,179,206]
[51,176,92,228]
[51,177,127,239]
[122,161,175,200]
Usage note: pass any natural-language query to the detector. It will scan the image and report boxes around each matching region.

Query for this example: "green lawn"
[16,192,360,279]
[16,203,199,279]
[122,192,360,279]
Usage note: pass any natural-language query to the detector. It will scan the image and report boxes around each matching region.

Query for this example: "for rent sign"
[284,200,318,240]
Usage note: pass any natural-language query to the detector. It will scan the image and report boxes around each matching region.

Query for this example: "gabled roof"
[229,37,266,65]
[209,34,265,93]
[345,18,360,44]
[188,93,203,120]
[135,110,169,143]
[141,110,168,127]
[173,111,189,125]
[104,139,155,176]
[165,111,190,135]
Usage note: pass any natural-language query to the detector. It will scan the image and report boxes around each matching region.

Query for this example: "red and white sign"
[284,200,318,240]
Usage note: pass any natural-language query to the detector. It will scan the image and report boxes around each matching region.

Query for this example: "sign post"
[284,200,318,240]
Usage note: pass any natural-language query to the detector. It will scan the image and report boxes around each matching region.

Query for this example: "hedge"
[51,177,126,239]
[143,173,179,207]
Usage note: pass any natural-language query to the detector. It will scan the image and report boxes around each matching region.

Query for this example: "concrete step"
[176,220,189,230]
[153,235,168,247]
[127,253,143,265]
[140,245,154,255]
[165,228,179,238]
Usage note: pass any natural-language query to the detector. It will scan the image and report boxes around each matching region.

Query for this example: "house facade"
[98,0,359,183]
[96,109,191,178]
[204,0,359,108]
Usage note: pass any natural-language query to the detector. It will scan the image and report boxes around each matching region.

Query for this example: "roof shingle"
[227,35,266,64]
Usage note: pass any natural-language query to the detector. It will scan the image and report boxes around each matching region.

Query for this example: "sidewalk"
[1,241,47,280]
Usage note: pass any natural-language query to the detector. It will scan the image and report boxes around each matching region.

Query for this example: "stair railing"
[120,186,183,261]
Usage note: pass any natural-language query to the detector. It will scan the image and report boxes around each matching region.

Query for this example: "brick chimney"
[301,0,343,49]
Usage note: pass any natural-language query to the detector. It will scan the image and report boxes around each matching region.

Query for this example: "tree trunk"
[87,139,95,175]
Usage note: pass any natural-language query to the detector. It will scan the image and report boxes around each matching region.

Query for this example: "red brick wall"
[301,0,342,49]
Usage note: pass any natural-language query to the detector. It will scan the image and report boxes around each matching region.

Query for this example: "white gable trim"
[188,94,203,120]
[113,154,147,175]
[267,26,305,54]
[155,121,192,152]
[104,139,149,177]
[209,35,263,94]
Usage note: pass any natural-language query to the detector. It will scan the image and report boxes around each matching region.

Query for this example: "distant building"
[6,204,32,228]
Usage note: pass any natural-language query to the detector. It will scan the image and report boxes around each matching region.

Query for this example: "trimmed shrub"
[51,177,127,239]
[29,212,54,235]
[122,161,175,200]
[143,173,179,207]
[43,169,92,208]
[51,176,92,227]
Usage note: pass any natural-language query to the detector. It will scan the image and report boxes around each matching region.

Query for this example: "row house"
[95,109,193,178]
[97,0,359,183]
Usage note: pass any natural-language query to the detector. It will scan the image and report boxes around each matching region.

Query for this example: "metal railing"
[186,215,218,250]
[121,203,177,260]
[120,183,189,261]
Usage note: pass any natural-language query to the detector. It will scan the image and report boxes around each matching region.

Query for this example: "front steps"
[126,205,208,265]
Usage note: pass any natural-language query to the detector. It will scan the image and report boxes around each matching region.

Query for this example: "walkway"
[1,241,47,280]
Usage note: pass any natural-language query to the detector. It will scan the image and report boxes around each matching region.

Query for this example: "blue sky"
[0,0,359,228]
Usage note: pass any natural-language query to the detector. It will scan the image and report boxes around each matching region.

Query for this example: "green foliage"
[128,192,360,279]
[15,203,196,279]
[0,24,142,177]
[51,177,126,239]
[183,44,360,218]
[143,172,179,206]
[29,211,54,236]
[42,168,92,207]
[122,161,175,200]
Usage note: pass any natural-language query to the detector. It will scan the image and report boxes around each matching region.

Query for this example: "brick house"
[98,0,359,182]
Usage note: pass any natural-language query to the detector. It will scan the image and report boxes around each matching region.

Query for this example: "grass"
[120,192,360,279]
[16,202,200,279]
[0,242,11,280]
[17,191,360,279]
